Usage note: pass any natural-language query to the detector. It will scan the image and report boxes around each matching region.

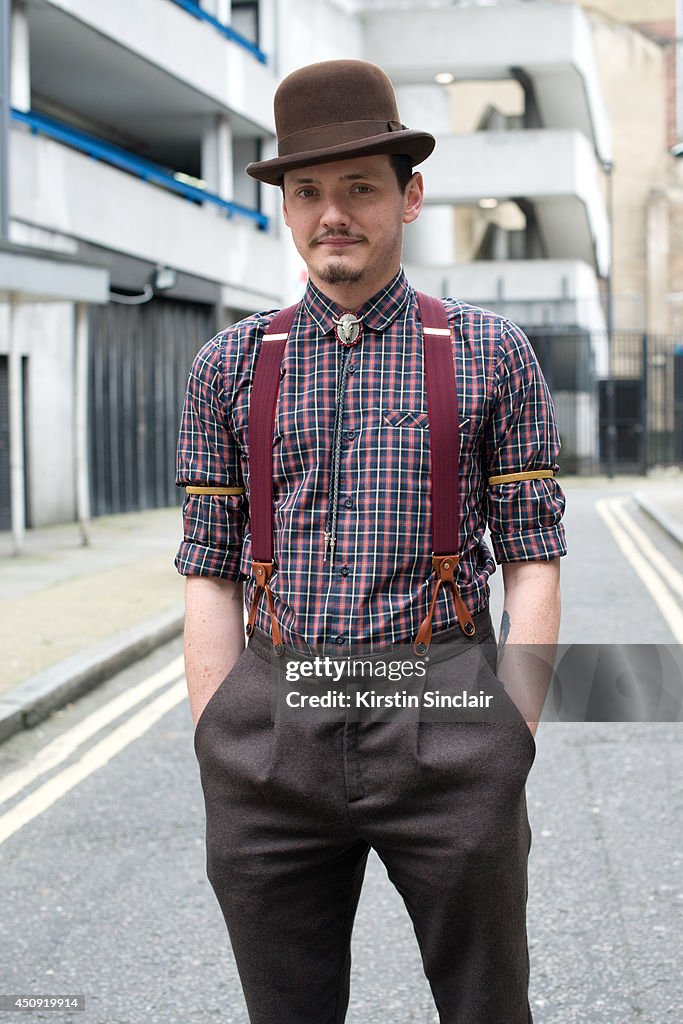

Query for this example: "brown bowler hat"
[246,60,435,186]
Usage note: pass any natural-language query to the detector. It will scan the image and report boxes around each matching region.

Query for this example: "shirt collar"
[302,267,411,336]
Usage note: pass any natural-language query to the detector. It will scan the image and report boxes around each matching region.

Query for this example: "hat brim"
[245,129,436,186]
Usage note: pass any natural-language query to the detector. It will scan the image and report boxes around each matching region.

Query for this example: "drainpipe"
[2,0,23,552]
[603,159,616,479]
[677,0,683,143]
[8,295,25,553]
[0,0,10,240]
[75,303,91,545]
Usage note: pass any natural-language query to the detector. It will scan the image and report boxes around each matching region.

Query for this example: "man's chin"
[318,266,365,286]
[316,257,365,287]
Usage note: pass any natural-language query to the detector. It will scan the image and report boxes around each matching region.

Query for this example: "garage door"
[88,297,215,515]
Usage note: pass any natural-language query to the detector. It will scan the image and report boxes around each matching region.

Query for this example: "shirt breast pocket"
[382,409,471,433]
[379,409,431,478]
[382,409,429,430]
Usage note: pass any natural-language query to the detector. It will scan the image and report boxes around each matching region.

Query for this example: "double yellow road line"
[0,657,186,847]
[596,497,683,643]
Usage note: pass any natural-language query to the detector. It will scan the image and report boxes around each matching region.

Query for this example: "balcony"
[10,126,283,309]
[363,1,611,163]
[423,130,609,275]
[27,0,275,136]
[404,258,607,335]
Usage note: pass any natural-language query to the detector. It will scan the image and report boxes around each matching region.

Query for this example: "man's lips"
[315,236,363,248]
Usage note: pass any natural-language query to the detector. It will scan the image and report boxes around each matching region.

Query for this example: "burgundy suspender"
[248,303,299,562]
[413,292,476,653]
[245,303,299,655]
[244,293,476,657]
[415,292,461,555]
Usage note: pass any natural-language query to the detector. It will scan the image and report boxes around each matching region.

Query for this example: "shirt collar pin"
[332,313,363,347]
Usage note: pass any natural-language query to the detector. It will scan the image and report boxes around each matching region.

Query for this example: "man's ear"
[281,190,290,227]
[403,171,424,225]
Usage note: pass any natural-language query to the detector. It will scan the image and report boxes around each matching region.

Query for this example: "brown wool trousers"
[193,607,537,1024]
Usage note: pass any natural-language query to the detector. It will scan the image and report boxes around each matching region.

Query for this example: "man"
[176,59,565,1024]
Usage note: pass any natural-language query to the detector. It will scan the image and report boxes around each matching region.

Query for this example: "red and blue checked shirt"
[175,268,566,650]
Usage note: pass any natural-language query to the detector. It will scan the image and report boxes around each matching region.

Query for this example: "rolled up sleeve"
[484,320,567,563]
[174,335,248,580]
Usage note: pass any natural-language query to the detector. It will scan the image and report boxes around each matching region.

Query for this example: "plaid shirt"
[175,268,566,650]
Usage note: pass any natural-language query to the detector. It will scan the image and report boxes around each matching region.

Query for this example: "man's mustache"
[312,231,366,244]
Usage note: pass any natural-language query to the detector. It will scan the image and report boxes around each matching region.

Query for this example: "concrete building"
[0,0,680,534]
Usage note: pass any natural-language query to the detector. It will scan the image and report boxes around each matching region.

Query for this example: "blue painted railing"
[11,108,269,230]
[169,0,267,64]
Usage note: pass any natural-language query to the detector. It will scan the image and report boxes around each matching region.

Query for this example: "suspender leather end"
[246,560,284,656]
[413,554,476,656]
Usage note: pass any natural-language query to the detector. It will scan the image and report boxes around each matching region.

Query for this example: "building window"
[232,0,259,47]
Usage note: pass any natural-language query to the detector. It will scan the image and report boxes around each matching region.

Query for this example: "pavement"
[0,470,681,744]
[0,506,186,742]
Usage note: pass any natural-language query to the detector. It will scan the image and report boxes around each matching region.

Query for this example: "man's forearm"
[184,576,246,726]
[497,559,562,734]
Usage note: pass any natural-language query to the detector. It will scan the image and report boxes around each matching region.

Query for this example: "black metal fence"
[529,328,683,475]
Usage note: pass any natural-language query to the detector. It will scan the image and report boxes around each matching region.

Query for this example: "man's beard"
[318,263,364,286]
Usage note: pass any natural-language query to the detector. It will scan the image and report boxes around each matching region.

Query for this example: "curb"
[633,492,683,549]
[0,604,185,744]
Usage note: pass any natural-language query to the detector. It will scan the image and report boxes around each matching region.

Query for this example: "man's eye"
[297,189,317,198]
[353,185,373,194]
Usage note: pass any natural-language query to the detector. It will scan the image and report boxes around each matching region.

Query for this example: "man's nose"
[321,198,350,229]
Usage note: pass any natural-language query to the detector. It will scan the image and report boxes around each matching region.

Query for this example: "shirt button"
[344,497,354,508]
[348,364,356,374]
[280,367,286,377]
[334,634,346,645]
[345,430,356,441]
[340,566,350,576]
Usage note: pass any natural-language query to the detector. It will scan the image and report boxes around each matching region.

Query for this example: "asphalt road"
[0,487,681,1023]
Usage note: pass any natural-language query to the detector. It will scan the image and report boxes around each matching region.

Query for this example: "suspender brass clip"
[246,560,284,657]
[413,554,476,656]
